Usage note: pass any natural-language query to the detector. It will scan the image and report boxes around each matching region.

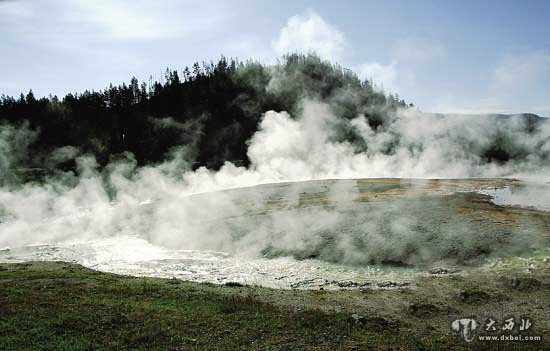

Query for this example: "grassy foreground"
[1,261,548,350]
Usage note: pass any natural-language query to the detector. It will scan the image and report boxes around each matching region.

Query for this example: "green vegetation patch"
[1,261,548,350]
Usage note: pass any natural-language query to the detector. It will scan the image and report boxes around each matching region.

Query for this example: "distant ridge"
[426,112,548,121]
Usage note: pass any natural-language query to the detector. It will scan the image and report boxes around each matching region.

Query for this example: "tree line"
[0,54,410,174]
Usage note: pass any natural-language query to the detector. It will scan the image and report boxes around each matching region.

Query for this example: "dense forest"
[0,54,410,180]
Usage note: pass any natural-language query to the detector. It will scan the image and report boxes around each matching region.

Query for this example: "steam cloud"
[1,94,549,266]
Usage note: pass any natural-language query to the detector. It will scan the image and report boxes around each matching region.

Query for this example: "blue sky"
[1,0,549,115]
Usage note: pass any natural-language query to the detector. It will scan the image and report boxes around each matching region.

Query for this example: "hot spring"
[1,178,548,289]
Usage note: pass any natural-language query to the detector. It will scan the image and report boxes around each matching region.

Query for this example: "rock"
[327,280,372,289]
[376,281,411,288]
[428,267,459,275]
[225,281,243,287]
[336,281,360,288]
[335,281,356,288]
[290,279,317,289]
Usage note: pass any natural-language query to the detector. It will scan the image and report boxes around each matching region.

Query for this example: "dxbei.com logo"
[452,319,477,342]
[452,316,540,343]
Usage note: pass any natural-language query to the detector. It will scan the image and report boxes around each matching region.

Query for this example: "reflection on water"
[478,185,513,206]
[478,181,550,211]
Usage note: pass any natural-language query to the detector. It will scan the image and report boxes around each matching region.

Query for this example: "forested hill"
[0,54,410,174]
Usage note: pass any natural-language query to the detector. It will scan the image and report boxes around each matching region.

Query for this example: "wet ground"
[1,178,549,289]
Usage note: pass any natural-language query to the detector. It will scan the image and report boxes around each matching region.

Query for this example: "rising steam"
[1,71,549,267]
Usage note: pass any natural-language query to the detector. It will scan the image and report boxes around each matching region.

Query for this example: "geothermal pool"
[0,236,420,289]
[1,178,549,289]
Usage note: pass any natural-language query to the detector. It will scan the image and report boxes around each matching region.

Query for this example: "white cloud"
[433,51,550,116]
[443,51,550,116]
[270,12,425,95]
[356,61,398,93]
[72,0,230,40]
[1,0,233,44]
[354,38,444,96]
[0,0,242,97]
[0,0,34,18]
[271,11,345,61]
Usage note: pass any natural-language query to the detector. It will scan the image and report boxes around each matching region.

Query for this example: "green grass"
[1,261,548,350]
